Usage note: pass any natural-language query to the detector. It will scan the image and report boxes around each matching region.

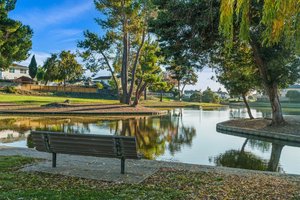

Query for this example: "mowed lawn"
[0,93,223,108]
[0,94,119,105]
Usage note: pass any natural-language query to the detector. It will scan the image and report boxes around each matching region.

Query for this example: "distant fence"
[21,84,98,94]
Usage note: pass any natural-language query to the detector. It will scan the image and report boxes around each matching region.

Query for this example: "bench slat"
[30,131,140,160]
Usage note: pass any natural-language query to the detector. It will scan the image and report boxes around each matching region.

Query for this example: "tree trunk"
[144,87,147,100]
[178,81,182,101]
[267,84,285,125]
[133,83,147,106]
[242,93,254,119]
[160,90,163,102]
[120,1,129,104]
[128,30,146,102]
[250,41,285,125]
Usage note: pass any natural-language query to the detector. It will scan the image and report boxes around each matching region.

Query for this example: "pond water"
[1,107,300,174]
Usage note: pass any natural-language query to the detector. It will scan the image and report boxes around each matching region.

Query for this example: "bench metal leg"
[52,153,57,168]
[121,158,125,174]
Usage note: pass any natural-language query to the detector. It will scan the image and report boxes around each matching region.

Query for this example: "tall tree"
[132,41,162,105]
[78,32,120,96]
[219,0,300,125]
[36,66,45,83]
[42,54,60,85]
[213,43,260,119]
[58,51,83,86]
[166,65,197,101]
[28,55,37,79]
[43,51,83,86]
[150,0,219,101]
[79,0,153,105]
[0,0,33,69]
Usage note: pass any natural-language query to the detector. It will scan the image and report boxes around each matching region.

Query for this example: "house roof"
[93,75,120,80]
[11,63,28,69]
[184,90,200,94]
[14,76,34,83]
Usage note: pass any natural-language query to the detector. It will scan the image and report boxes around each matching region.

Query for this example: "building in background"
[0,64,30,80]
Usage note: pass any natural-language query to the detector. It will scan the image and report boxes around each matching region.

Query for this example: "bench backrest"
[30,131,139,159]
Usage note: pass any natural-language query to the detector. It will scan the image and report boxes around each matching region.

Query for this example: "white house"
[0,64,31,80]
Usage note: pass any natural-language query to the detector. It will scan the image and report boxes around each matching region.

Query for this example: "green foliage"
[0,0,33,69]
[58,51,83,86]
[28,55,37,79]
[286,90,300,102]
[190,92,202,102]
[212,42,260,97]
[219,0,300,49]
[42,54,60,83]
[36,66,45,82]
[43,51,83,85]
[202,87,220,103]
[150,81,172,93]
[150,0,220,68]
[3,86,16,93]
[96,82,104,90]
[79,0,154,103]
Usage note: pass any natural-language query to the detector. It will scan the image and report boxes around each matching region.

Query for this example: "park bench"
[30,131,141,174]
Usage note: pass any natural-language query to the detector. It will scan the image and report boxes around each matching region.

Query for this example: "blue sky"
[9,0,223,91]
[10,0,102,64]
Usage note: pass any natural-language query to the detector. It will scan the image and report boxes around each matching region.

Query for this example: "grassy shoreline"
[0,93,223,109]
[1,155,299,199]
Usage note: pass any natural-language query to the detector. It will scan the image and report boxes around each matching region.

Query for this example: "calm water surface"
[1,107,300,174]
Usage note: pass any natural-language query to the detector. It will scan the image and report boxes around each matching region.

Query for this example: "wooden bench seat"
[30,131,141,174]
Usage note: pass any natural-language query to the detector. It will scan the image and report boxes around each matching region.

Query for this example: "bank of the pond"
[0,148,300,199]
[229,101,300,109]
[0,103,165,116]
[217,117,300,143]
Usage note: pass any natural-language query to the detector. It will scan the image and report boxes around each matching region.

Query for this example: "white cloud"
[50,29,82,38]
[12,1,93,30]
[18,51,51,67]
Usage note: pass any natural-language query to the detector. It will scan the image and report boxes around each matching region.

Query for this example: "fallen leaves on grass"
[145,168,300,200]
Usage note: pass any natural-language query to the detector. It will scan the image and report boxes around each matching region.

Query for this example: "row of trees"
[190,88,220,104]
[3,0,300,126]
[150,0,300,125]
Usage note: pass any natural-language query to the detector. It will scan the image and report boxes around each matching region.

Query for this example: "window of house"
[9,68,15,73]
[20,69,27,74]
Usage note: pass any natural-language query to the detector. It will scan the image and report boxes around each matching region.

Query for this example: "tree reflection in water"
[1,114,196,160]
[103,110,196,159]
[212,138,284,172]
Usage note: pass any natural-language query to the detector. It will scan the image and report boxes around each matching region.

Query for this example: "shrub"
[190,92,202,102]
[96,82,104,90]
[4,86,17,93]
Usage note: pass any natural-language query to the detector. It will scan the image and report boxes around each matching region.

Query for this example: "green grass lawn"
[0,93,119,105]
[0,93,223,108]
[1,156,299,200]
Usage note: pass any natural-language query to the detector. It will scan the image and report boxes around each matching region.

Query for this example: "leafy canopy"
[0,0,33,69]
[219,0,300,49]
